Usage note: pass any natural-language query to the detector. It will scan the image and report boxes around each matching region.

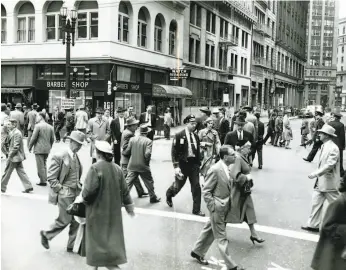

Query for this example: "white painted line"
[2,192,319,243]
[201,267,213,270]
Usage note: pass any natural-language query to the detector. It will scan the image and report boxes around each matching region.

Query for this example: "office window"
[154,16,163,52]
[169,21,177,56]
[220,18,229,38]
[45,1,63,41]
[342,57,344,63]
[206,11,216,34]
[17,2,35,43]
[77,1,98,39]
[118,1,130,42]
[189,37,200,64]
[1,4,6,43]
[241,31,248,48]
[190,2,201,27]
[137,8,148,48]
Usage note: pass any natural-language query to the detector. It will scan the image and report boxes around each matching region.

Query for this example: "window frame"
[1,17,6,43]
[137,17,147,48]
[77,9,98,40]
[169,26,176,56]
[118,12,129,43]
[46,13,62,41]
[17,15,35,43]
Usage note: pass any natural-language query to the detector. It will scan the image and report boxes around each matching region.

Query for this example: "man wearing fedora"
[52,106,65,142]
[166,114,205,216]
[28,112,55,186]
[304,109,325,162]
[139,105,157,140]
[27,103,38,147]
[1,119,34,193]
[10,103,24,133]
[110,107,127,165]
[63,108,75,143]
[121,117,148,198]
[218,108,230,145]
[122,124,161,203]
[243,106,258,141]
[40,130,85,252]
[224,115,254,150]
[302,124,340,233]
[88,107,111,164]
[273,111,284,147]
[196,107,211,133]
[74,105,88,134]
[328,108,345,176]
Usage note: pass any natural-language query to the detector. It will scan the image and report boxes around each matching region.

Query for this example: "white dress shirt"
[119,117,125,133]
[237,130,243,140]
[145,113,151,124]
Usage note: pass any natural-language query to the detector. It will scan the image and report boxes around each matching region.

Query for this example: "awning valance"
[1,87,30,94]
[152,84,192,98]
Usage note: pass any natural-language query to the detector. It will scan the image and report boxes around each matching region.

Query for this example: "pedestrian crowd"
[1,101,345,270]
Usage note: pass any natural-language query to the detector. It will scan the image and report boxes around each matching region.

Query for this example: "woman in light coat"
[198,117,221,178]
[282,111,293,149]
[226,141,265,244]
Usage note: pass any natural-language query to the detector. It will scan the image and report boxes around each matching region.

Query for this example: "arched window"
[46,1,63,41]
[169,20,177,56]
[137,8,147,48]
[118,1,130,42]
[77,1,98,39]
[17,2,35,43]
[1,4,6,43]
[154,15,163,52]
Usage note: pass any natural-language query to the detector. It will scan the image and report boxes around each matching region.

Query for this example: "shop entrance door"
[93,92,104,113]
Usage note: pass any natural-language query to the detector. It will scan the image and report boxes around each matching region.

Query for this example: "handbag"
[241,179,253,195]
[66,202,86,218]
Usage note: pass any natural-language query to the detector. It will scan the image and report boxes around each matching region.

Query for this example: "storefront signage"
[36,80,106,91]
[46,81,89,89]
[169,69,191,81]
[114,82,140,91]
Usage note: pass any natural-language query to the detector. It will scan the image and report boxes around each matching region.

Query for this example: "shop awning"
[152,84,192,98]
[1,87,30,94]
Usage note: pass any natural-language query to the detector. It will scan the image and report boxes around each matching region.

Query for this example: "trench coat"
[282,115,293,141]
[87,117,110,157]
[82,161,134,267]
[226,152,257,224]
[311,193,346,270]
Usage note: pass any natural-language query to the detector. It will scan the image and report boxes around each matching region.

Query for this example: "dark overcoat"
[226,153,257,224]
[82,161,134,267]
[311,193,346,270]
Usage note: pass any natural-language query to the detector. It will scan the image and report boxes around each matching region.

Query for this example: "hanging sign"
[169,69,191,80]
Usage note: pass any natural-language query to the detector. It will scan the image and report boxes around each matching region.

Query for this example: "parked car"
[298,108,313,118]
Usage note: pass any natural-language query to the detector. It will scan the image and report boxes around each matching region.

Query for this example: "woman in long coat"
[311,178,346,270]
[198,117,221,177]
[80,140,135,270]
[226,141,265,244]
[282,111,293,149]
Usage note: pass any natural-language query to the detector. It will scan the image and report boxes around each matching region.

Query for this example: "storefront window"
[151,71,167,84]
[117,66,140,83]
[16,65,33,86]
[1,66,16,85]
[51,65,65,80]
[49,90,85,113]
[114,92,141,117]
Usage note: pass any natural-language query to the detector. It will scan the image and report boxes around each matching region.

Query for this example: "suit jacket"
[312,118,325,142]
[246,114,258,141]
[312,140,340,192]
[120,128,135,165]
[267,117,275,132]
[9,110,24,128]
[123,135,152,172]
[27,110,38,130]
[110,117,126,143]
[7,128,26,162]
[28,122,54,154]
[218,117,230,144]
[203,161,232,214]
[171,128,201,168]
[224,130,254,149]
[47,150,83,205]
[139,112,156,129]
[328,120,345,150]
[257,120,264,142]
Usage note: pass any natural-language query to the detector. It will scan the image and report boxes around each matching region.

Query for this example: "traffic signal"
[84,68,91,81]
[72,67,78,82]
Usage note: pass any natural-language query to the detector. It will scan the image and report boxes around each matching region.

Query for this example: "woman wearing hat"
[77,141,135,270]
[311,177,346,270]
[198,117,221,177]
[227,141,265,244]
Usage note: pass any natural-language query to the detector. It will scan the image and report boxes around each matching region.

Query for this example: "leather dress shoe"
[36,183,47,186]
[192,211,205,217]
[191,251,208,265]
[258,165,262,169]
[303,158,311,162]
[150,197,161,204]
[301,226,319,232]
[166,196,173,207]
[230,266,246,270]
[138,192,149,198]
[67,247,73,253]
[40,231,49,249]
[22,188,33,193]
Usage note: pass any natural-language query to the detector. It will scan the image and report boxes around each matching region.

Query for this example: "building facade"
[274,0,308,110]
[1,0,188,122]
[337,17,346,109]
[181,0,257,118]
[304,0,338,109]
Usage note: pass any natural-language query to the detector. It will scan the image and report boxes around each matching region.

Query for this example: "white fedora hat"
[95,140,113,154]
[317,124,337,137]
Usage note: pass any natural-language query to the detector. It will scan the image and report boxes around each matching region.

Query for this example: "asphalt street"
[2,118,339,270]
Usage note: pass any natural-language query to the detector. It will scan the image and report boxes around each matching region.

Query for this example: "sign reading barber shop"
[169,68,191,81]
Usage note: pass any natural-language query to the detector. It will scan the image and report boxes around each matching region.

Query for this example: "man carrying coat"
[28,112,55,186]
[40,131,85,252]
[302,124,340,233]
[191,145,245,270]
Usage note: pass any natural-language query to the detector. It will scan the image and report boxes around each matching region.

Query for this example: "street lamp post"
[60,7,77,99]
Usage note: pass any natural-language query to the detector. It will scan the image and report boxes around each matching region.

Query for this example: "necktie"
[239,131,242,140]
[190,133,197,155]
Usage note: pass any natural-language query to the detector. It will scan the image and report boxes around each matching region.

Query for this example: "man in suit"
[74,105,88,134]
[62,108,75,143]
[139,105,156,140]
[52,106,65,142]
[196,107,211,133]
[27,103,38,148]
[273,111,284,147]
[110,107,126,165]
[212,108,221,132]
[125,105,137,119]
[328,109,345,176]
[218,108,230,145]
[166,114,205,217]
[302,125,340,233]
[28,112,55,186]
[1,119,33,193]
[40,131,85,251]
[263,113,276,145]
[252,112,264,169]
[304,110,325,162]
[191,145,245,270]
[10,103,25,133]
[121,117,148,198]
[243,106,258,142]
[1,103,10,158]
[224,115,254,150]
[122,124,161,203]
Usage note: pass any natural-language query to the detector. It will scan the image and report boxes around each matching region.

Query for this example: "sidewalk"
[154,116,299,140]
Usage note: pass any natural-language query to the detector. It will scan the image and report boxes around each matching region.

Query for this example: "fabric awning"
[1,88,30,94]
[152,84,192,98]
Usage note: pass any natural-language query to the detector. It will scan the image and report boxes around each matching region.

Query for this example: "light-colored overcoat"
[28,122,54,154]
[7,128,26,162]
[87,117,110,157]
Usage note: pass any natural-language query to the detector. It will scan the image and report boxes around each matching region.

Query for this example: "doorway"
[93,92,104,113]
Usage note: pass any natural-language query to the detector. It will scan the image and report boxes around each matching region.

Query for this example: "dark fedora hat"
[139,124,151,134]
[332,107,342,118]
[183,114,196,124]
[15,103,22,108]
[117,107,126,113]
[125,117,139,126]
[95,107,104,114]
[32,103,38,109]
[234,116,247,125]
[199,107,211,114]
[242,106,253,112]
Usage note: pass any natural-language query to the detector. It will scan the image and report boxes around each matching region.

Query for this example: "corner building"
[337,17,346,109]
